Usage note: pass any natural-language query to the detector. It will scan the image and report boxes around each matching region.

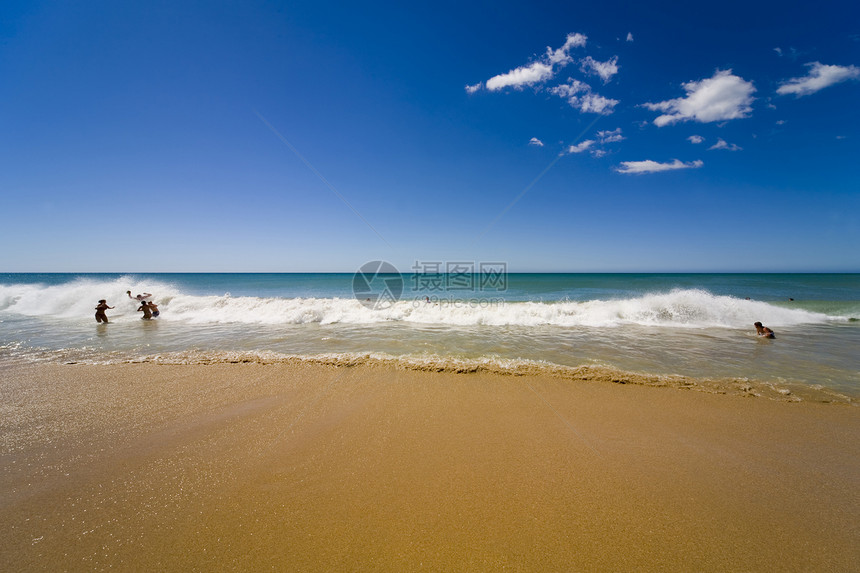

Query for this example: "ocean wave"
[0,278,851,329]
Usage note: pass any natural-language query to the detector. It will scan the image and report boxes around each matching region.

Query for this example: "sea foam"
[0,277,844,329]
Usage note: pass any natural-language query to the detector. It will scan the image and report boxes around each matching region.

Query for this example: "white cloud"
[709,138,742,151]
[580,56,619,83]
[776,62,860,97]
[546,33,588,65]
[529,137,544,147]
[774,47,783,56]
[597,128,624,143]
[615,159,703,174]
[486,61,554,91]
[775,119,785,125]
[643,70,756,127]
[565,140,595,154]
[578,93,619,114]
[626,32,634,42]
[552,80,618,114]
[474,33,587,92]
[591,149,607,158]
[687,135,704,144]
[549,79,589,98]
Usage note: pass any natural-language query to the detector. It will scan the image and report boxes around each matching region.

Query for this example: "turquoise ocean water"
[1,273,858,398]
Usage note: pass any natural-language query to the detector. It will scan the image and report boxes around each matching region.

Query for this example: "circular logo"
[353,261,403,309]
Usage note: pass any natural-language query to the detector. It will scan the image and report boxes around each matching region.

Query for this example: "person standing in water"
[754,322,775,339]
[138,300,153,320]
[95,300,114,323]
[148,300,160,318]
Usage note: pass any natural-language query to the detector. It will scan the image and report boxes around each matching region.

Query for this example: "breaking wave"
[0,276,851,329]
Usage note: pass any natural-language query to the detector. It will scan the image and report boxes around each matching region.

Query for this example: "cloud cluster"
[643,70,756,127]
[466,33,620,115]
[550,80,619,114]
[615,159,703,174]
[467,33,588,93]
[563,128,625,156]
[466,33,858,176]
[597,128,625,143]
[776,62,860,97]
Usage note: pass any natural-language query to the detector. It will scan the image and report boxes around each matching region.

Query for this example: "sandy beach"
[1,361,858,571]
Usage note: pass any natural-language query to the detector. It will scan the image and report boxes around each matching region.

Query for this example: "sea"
[1,272,858,401]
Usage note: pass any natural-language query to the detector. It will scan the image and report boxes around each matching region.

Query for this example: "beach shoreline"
[2,361,859,570]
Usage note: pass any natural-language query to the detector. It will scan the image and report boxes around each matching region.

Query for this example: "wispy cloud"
[564,140,595,154]
[549,79,588,98]
[615,159,703,174]
[579,93,619,114]
[776,62,860,97]
[643,70,756,127]
[529,137,544,147]
[546,33,588,65]
[580,56,619,84]
[550,80,619,114]
[468,33,587,93]
[687,135,704,144]
[597,128,624,143]
[709,138,742,151]
[626,32,634,42]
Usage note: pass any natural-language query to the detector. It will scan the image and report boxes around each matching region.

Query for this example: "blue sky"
[1,0,858,272]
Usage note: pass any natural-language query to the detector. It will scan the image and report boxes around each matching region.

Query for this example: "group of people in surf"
[94,291,778,337]
[93,291,160,323]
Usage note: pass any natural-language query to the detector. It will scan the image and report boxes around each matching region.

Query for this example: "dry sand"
[1,361,858,571]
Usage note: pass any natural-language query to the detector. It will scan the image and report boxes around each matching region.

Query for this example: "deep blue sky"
[1,0,858,272]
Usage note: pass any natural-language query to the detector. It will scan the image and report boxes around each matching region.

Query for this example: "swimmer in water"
[148,301,160,318]
[754,322,775,339]
[95,300,114,323]
[138,300,153,320]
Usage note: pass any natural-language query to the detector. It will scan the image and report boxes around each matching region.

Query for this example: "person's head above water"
[99,299,106,303]
[754,321,763,327]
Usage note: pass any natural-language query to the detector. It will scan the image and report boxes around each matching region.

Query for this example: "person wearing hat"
[95,300,114,323]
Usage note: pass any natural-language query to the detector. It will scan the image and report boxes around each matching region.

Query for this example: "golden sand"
[1,362,858,571]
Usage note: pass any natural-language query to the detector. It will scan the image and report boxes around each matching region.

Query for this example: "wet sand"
[1,362,858,571]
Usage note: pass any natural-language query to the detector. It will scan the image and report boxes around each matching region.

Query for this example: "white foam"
[0,276,177,320]
[0,279,842,329]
